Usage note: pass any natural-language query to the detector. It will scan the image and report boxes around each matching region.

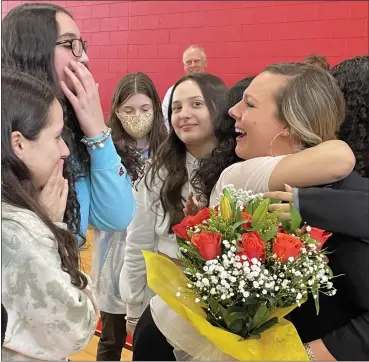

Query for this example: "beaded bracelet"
[81,127,112,150]
[304,343,316,361]
[125,316,140,323]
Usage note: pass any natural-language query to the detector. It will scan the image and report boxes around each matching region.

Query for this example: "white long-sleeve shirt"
[121,152,197,318]
[1,203,98,361]
[150,155,287,358]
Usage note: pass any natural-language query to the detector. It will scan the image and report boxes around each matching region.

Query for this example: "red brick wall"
[2,1,368,116]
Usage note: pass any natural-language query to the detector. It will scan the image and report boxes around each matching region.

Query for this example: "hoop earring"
[269,131,285,157]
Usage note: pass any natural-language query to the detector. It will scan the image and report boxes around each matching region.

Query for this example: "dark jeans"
[132,305,175,361]
[96,311,127,361]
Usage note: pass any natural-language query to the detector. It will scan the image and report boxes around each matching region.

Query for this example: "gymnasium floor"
[70,229,133,361]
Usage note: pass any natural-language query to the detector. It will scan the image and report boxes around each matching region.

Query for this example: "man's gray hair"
[182,45,207,63]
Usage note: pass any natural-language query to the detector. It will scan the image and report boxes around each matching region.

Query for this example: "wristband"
[81,127,112,150]
[304,343,315,361]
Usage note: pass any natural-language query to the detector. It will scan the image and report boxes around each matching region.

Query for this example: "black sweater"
[289,172,369,360]
[2,303,7,346]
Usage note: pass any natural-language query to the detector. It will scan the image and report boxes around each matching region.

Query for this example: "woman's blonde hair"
[264,62,345,147]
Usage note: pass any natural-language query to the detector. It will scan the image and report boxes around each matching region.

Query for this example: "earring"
[269,131,284,157]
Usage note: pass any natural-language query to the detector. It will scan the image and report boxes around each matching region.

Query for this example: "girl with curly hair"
[331,55,369,178]
[2,3,135,243]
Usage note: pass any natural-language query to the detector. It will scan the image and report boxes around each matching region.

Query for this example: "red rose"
[237,231,266,263]
[193,208,211,225]
[172,223,188,239]
[308,227,332,250]
[191,232,222,260]
[172,208,211,239]
[181,215,195,228]
[241,212,253,229]
[272,233,304,263]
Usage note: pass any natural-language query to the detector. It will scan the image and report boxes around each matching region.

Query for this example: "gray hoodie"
[1,203,98,361]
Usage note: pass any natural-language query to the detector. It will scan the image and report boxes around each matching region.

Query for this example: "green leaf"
[269,198,282,205]
[252,198,265,213]
[251,199,270,229]
[251,303,270,330]
[242,315,253,337]
[290,204,302,231]
[235,209,243,223]
[205,310,226,330]
[326,265,334,278]
[252,317,279,335]
[245,202,254,214]
[260,294,277,307]
[242,295,260,306]
[280,219,290,232]
[208,297,221,314]
[222,188,233,202]
[229,318,244,335]
[226,311,247,335]
[176,236,187,243]
[235,243,244,252]
[260,225,278,242]
[219,305,235,329]
[232,220,247,232]
[228,306,246,314]
[312,284,320,315]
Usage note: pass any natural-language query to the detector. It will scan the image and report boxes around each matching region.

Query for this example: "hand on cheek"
[61,60,105,138]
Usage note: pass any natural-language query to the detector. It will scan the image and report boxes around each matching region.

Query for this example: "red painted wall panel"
[2,0,368,117]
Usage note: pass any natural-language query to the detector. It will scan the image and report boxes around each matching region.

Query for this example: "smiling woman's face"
[171,79,214,147]
[229,71,294,160]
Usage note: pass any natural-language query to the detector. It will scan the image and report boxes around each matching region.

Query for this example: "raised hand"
[264,184,293,221]
[61,60,106,138]
[183,192,200,216]
[38,160,69,223]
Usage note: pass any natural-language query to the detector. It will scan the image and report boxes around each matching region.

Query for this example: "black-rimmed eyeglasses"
[56,38,88,58]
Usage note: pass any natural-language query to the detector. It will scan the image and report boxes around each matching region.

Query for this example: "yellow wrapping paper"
[143,251,309,361]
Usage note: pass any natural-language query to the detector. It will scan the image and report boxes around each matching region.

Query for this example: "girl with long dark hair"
[2,3,135,243]
[1,69,98,360]
[93,72,168,361]
[120,73,227,337]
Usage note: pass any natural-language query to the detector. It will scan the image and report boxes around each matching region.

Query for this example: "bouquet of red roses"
[171,185,334,341]
[143,185,335,360]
